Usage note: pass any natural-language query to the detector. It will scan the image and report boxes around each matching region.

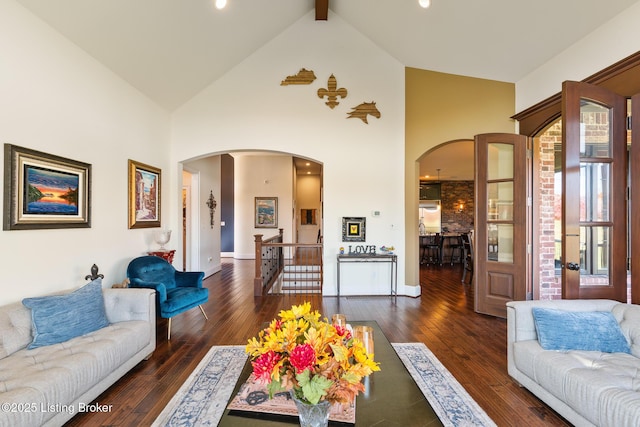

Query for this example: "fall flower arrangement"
[245,302,380,405]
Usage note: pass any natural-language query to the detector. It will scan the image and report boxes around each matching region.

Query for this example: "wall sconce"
[206,190,217,228]
[457,202,464,213]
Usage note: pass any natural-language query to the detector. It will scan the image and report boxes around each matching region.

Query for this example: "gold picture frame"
[3,144,91,230]
[128,159,161,229]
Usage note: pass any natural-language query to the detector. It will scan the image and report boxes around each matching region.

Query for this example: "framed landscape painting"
[128,159,161,229]
[3,144,91,230]
[255,197,277,228]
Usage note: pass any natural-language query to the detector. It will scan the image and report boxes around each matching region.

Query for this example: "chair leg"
[167,317,172,340]
[199,305,209,321]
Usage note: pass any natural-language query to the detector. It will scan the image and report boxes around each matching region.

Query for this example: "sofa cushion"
[0,319,151,426]
[613,303,640,358]
[532,308,630,353]
[563,355,640,425]
[22,279,110,349]
[0,302,33,359]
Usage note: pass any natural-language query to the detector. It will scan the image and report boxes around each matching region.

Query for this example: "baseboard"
[204,263,221,278]
[404,285,421,298]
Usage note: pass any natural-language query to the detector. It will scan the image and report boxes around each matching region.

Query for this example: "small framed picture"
[342,217,366,242]
[255,197,278,228]
[3,144,91,230]
[300,208,317,225]
[128,159,161,229]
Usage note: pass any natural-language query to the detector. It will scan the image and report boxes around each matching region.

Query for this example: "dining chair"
[423,233,443,266]
[447,235,464,265]
[461,233,474,284]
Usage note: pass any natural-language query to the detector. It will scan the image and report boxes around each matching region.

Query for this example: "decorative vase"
[290,391,331,427]
[154,229,171,250]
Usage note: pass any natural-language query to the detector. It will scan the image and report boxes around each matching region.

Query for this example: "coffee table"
[219,321,443,426]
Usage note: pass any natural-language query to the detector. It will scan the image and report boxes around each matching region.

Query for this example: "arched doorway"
[416,140,474,292]
[179,150,323,282]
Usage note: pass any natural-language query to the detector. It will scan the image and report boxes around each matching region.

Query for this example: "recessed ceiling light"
[419,0,431,8]
[215,0,227,10]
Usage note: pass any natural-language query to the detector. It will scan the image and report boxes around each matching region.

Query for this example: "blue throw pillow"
[532,307,630,353]
[22,278,110,349]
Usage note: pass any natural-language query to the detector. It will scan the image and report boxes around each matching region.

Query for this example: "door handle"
[566,262,580,271]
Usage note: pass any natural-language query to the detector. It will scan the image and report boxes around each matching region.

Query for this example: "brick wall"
[440,181,474,232]
[537,122,561,299]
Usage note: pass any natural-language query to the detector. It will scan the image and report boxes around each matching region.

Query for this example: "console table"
[219,321,441,426]
[336,253,398,297]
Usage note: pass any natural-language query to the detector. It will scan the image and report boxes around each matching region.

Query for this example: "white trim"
[404,284,421,298]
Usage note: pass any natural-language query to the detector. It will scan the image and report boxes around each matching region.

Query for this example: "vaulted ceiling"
[15,0,640,112]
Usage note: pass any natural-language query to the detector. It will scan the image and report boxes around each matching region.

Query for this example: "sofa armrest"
[128,279,167,302]
[103,288,156,324]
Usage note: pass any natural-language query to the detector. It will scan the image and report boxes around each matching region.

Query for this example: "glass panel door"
[561,81,626,301]
[487,144,514,263]
[474,133,529,318]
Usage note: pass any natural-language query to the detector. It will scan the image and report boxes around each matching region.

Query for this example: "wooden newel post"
[254,234,264,296]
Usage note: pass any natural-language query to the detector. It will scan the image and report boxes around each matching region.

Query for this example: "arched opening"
[416,140,474,293]
[179,149,323,283]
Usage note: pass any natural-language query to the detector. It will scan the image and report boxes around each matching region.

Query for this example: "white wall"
[0,1,170,304]
[296,174,321,244]
[182,156,222,277]
[516,2,640,112]
[233,153,294,259]
[171,11,406,295]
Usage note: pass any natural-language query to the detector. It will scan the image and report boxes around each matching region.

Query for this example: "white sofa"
[507,299,640,427]
[0,282,156,427]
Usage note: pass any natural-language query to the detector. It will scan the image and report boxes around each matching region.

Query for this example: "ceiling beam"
[315,0,328,21]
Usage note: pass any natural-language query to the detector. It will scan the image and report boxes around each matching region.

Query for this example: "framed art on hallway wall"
[255,197,277,228]
[128,159,161,229]
[3,144,91,230]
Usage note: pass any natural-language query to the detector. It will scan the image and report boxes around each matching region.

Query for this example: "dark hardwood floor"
[65,259,570,426]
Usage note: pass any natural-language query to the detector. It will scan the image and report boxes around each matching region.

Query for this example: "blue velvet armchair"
[127,255,208,339]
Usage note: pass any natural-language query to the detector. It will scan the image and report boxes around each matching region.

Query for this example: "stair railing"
[254,229,323,296]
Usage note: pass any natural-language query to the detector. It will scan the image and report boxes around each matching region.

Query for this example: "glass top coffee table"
[219,321,443,426]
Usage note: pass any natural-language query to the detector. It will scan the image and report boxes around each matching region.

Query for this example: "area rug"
[152,345,247,427]
[392,342,496,427]
[153,343,495,427]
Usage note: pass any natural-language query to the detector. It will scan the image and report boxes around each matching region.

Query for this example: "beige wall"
[404,68,516,289]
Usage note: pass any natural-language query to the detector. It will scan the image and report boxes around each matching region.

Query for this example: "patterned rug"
[153,343,495,426]
[392,343,496,427]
